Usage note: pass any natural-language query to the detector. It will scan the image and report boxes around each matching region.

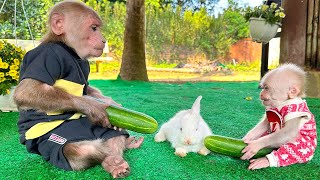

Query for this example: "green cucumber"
[106,105,158,134]
[204,135,273,158]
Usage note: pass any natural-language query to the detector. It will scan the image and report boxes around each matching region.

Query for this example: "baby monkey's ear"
[288,85,300,99]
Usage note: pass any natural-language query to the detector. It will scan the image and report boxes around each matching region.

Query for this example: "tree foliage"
[0,0,249,63]
[158,0,219,13]
[146,0,249,63]
[0,0,59,40]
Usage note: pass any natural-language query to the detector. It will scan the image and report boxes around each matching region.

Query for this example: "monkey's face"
[259,76,289,108]
[66,16,106,59]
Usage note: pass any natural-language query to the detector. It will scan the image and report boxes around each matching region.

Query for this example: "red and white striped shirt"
[265,98,317,167]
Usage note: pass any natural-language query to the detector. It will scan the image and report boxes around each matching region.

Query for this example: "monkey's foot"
[126,136,144,149]
[102,156,130,178]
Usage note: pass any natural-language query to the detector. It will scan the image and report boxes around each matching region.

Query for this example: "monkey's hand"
[240,139,264,160]
[80,96,111,128]
[247,157,270,170]
[83,96,123,129]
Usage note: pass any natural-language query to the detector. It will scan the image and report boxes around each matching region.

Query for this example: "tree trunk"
[305,0,320,69]
[119,0,149,81]
[280,0,307,66]
[306,0,314,67]
[312,0,319,68]
[316,0,320,69]
[280,0,320,97]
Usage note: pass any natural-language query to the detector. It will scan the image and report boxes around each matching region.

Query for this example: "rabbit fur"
[154,96,212,157]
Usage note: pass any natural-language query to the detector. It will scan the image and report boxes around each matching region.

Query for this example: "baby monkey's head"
[259,64,306,108]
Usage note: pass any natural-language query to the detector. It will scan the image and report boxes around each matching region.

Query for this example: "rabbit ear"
[191,96,202,114]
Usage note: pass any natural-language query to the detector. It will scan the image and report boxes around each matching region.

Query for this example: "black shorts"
[24,117,129,170]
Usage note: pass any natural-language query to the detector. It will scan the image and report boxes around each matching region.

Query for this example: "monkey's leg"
[63,139,106,170]
[101,136,131,178]
[102,155,130,178]
[101,136,144,178]
[63,136,131,178]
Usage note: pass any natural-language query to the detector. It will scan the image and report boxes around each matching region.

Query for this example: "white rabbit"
[154,96,212,157]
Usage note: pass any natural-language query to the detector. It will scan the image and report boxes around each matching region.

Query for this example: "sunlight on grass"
[89,61,261,82]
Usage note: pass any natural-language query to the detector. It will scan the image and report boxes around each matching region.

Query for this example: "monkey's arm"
[14,78,111,127]
[241,118,301,160]
[256,118,300,148]
[87,86,104,98]
[87,86,121,106]
[243,115,269,141]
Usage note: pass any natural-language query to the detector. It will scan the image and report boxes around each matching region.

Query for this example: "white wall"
[268,37,280,67]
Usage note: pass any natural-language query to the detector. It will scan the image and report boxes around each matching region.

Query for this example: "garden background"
[1,0,319,179]
[0,0,277,70]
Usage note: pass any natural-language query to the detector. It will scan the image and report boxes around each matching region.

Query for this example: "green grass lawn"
[0,80,319,179]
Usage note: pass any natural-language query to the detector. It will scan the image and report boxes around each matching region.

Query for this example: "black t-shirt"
[17,42,90,141]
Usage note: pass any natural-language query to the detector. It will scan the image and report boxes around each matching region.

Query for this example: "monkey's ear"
[288,85,300,98]
[51,13,65,35]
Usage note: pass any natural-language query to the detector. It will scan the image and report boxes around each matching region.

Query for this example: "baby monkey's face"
[259,76,290,108]
[259,64,304,108]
